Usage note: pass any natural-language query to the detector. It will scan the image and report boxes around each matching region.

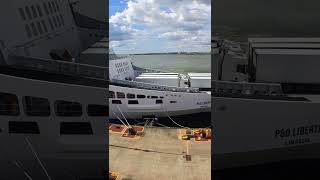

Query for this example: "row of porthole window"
[24,15,64,38]
[18,1,60,21]
[0,92,108,117]
[111,99,177,104]
[109,91,164,99]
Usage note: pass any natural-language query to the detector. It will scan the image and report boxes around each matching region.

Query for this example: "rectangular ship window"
[25,6,32,20]
[9,121,40,134]
[127,93,135,99]
[55,100,82,117]
[112,100,122,104]
[60,122,93,135]
[24,96,50,116]
[0,92,20,116]
[137,95,145,98]
[37,21,43,34]
[18,8,26,21]
[156,100,163,104]
[51,1,57,12]
[116,92,125,98]
[43,3,49,15]
[31,5,38,18]
[128,100,139,104]
[87,104,108,116]
[109,91,115,98]
[36,4,43,17]
[48,2,53,14]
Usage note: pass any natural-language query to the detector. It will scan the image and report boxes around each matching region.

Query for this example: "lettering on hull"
[196,101,210,105]
[274,125,320,146]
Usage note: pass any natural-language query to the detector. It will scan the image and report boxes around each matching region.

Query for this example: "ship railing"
[111,79,200,93]
[212,80,284,96]
[8,55,108,80]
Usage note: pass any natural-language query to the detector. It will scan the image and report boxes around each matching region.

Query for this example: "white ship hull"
[213,96,320,169]
[0,73,107,179]
[109,85,211,120]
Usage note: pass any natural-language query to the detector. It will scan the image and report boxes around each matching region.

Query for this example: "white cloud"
[110,0,211,53]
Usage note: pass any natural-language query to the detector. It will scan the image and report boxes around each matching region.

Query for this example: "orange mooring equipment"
[194,128,211,141]
[181,128,212,141]
[109,171,120,180]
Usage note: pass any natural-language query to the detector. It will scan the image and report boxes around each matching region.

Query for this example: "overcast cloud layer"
[109,0,211,54]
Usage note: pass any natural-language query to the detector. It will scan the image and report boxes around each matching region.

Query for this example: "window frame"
[137,95,146,99]
[23,96,51,117]
[116,92,125,99]
[18,8,26,21]
[25,6,32,20]
[156,100,163,104]
[112,100,122,104]
[128,100,139,104]
[30,5,38,18]
[127,93,135,99]
[0,92,20,116]
[36,4,43,17]
[55,100,83,117]
[109,91,115,98]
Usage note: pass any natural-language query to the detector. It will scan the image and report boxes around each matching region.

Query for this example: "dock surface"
[109,126,211,180]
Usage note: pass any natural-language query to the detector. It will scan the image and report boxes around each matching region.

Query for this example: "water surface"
[131,54,211,73]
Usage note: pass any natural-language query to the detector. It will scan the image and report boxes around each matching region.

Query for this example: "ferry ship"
[108,49,211,127]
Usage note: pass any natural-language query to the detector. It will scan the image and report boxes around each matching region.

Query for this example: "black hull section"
[109,112,211,128]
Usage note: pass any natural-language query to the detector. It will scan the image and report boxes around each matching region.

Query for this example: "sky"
[109,0,211,54]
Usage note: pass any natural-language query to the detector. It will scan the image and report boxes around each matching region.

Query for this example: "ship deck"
[109,126,211,180]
